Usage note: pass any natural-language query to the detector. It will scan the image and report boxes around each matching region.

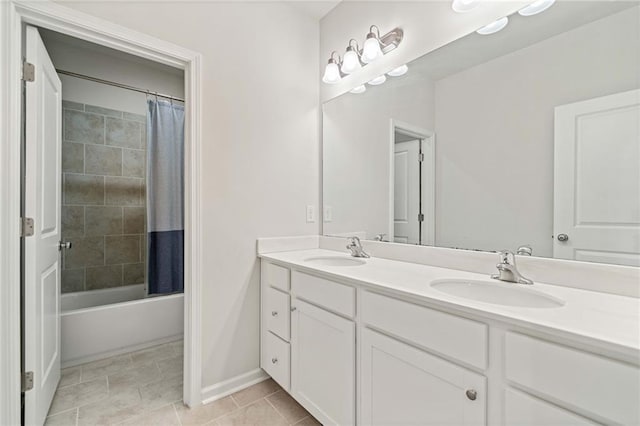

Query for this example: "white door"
[394,139,421,244]
[360,328,486,426]
[24,25,63,426]
[291,299,355,425]
[554,90,640,266]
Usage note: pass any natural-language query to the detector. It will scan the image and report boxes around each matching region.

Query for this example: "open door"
[24,25,63,425]
[554,89,640,266]
[394,139,422,244]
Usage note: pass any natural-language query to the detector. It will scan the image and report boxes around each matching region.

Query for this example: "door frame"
[389,119,435,245]
[0,1,204,423]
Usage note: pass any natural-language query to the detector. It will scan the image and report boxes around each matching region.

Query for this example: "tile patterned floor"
[45,341,319,426]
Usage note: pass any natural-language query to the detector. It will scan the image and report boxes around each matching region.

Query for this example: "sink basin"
[304,256,366,267]
[430,279,565,308]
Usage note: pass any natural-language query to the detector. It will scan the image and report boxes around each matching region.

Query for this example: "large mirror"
[322,1,640,266]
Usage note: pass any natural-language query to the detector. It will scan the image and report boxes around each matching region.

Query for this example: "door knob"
[557,233,569,242]
[271,357,278,364]
[465,389,477,401]
[58,241,72,251]
[271,311,278,317]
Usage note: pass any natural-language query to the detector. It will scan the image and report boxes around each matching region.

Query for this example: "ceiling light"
[452,0,480,13]
[476,16,509,35]
[350,85,366,94]
[362,29,383,64]
[341,40,362,74]
[368,75,387,86]
[322,53,342,84]
[387,64,408,77]
[518,0,556,16]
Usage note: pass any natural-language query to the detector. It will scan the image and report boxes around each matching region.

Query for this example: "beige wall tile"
[64,174,104,205]
[64,110,104,144]
[122,149,145,178]
[62,206,85,238]
[86,265,123,290]
[85,145,122,177]
[63,100,84,111]
[106,117,141,149]
[62,142,84,173]
[85,206,123,236]
[123,263,145,285]
[105,235,140,264]
[123,207,145,234]
[85,105,122,119]
[105,177,142,206]
[64,237,104,269]
[62,268,85,293]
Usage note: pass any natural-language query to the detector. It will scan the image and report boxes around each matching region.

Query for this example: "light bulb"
[362,36,382,64]
[387,64,408,77]
[368,75,386,86]
[350,85,366,94]
[518,0,555,16]
[341,48,361,74]
[476,16,508,35]
[451,0,480,13]
[322,61,341,84]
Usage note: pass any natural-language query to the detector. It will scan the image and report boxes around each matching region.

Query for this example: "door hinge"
[419,153,425,162]
[22,62,35,82]
[21,217,34,237]
[22,371,34,392]
[418,213,425,222]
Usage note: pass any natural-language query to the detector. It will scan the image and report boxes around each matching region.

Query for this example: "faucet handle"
[497,250,513,264]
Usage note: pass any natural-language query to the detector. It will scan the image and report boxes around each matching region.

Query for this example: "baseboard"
[201,368,270,405]
[61,333,183,368]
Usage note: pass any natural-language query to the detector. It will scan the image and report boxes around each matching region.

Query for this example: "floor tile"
[120,404,180,426]
[76,386,142,426]
[266,391,310,424]
[59,367,82,388]
[156,354,183,380]
[45,408,78,426]
[293,416,321,426]
[130,343,176,364]
[174,396,238,425]
[81,354,133,381]
[49,377,109,416]
[217,399,288,426]
[231,379,281,407]
[139,375,183,411]
[108,361,162,391]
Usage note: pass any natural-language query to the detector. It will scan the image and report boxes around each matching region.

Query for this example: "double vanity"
[259,245,639,426]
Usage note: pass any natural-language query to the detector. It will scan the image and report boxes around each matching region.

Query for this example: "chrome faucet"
[346,236,370,258]
[491,250,533,285]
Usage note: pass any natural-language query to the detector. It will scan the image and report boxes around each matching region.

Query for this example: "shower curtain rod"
[56,69,185,103]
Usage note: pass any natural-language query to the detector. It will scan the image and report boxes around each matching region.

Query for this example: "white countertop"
[260,248,640,361]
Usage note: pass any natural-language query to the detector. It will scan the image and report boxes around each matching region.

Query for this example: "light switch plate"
[323,206,332,222]
[306,205,315,223]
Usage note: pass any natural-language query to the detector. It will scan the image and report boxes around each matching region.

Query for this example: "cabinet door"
[504,388,598,426]
[361,328,486,426]
[291,299,355,425]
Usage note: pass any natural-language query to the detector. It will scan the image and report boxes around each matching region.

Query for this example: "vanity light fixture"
[518,0,556,16]
[322,51,342,84]
[368,75,387,86]
[341,39,362,74]
[361,25,404,64]
[387,64,408,77]
[350,85,366,94]
[476,16,509,35]
[452,0,481,13]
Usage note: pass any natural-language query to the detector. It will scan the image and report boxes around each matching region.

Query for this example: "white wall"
[323,73,434,238]
[320,1,529,102]
[42,34,184,115]
[52,1,320,389]
[434,6,640,256]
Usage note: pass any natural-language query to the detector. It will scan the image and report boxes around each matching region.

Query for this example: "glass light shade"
[387,64,408,77]
[341,49,361,74]
[362,37,383,64]
[518,0,555,16]
[322,61,341,84]
[368,75,387,86]
[476,16,509,35]
[452,0,480,13]
[350,85,366,94]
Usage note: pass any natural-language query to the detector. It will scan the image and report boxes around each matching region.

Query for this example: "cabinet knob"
[271,311,278,317]
[291,306,297,312]
[271,357,278,364]
[465,389,477,401]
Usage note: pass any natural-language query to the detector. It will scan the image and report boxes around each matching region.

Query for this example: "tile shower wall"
[61,101,147,293]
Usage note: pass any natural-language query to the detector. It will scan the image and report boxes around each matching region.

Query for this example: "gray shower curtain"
[147,99,184,295]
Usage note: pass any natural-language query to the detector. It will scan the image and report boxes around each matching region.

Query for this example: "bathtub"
[61,284,184,367]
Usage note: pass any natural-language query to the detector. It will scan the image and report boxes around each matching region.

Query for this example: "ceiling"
[286,1,342,19]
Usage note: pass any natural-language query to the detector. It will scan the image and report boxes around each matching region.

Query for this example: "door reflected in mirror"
[322,1,640,267]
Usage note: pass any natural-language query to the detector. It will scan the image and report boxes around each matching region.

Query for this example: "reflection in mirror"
[322,1,640,266]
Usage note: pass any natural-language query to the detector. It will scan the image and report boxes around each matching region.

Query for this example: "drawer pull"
[271,357,278,364]
[466,389,477,401]
[291,306,297,312]
[271,311,278,317]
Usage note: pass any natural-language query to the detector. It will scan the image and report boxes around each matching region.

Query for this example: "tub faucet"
[491,250,533,285]
[347,236,370,258]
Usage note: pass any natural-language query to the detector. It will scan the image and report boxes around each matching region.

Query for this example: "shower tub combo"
[60,284,183,367]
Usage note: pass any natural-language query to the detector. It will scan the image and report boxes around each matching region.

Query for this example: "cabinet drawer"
[265,287,290,341]
[504,388,597,426]
[291,271,355,318]
[262,331,290,391]
[505,332,640,425]
[362,291,488,369]
[263,262,290,291]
